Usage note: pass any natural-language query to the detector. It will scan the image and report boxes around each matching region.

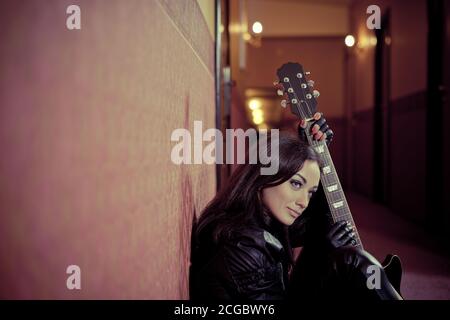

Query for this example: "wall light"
[243,32,251,41]
[356,35,378,50]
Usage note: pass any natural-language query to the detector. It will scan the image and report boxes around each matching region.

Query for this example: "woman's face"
[261,160,321,226]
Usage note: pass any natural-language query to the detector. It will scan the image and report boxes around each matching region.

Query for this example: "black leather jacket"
[189,186,330,300]
[190,224,290,300]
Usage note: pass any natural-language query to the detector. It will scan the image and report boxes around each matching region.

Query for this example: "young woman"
[189,114,402,300]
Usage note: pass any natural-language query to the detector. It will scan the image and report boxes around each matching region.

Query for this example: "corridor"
[348,193,450,299]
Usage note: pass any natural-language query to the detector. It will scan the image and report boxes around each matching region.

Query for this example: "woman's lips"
[287,207,301,217]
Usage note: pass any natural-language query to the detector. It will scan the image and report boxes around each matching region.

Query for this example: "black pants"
[288,245,403,300]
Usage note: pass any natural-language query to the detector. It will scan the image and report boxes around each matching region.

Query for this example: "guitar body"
[382,254,403,295]
[276,62,403,298]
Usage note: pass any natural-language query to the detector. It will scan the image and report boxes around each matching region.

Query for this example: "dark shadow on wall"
[188,210,198,300]
[179,170,199,299]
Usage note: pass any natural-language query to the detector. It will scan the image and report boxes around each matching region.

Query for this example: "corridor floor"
[347,192,450,300]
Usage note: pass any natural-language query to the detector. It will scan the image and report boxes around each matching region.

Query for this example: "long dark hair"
[195,131,320,249]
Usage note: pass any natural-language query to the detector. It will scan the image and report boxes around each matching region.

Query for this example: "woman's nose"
[295,193,308,209]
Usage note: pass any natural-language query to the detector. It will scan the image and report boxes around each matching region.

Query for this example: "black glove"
[323,220,357,251]
[298,113,334,146]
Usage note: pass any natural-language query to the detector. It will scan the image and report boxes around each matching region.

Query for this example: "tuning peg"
[277,89,284,96]
[273,80,280,86]
[307,80,315,87]
[281,100,287,108]
[313,90,320,98]
[305,71,311,75]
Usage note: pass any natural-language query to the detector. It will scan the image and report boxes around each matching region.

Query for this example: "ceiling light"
[345,35,355,47]
[249,99,261,110]
[252,21,263,34]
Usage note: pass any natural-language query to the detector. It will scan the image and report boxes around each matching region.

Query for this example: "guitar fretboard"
[305,124,363,249]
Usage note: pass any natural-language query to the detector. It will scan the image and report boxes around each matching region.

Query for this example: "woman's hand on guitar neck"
[324,220,357,251]
[298,112,334,146]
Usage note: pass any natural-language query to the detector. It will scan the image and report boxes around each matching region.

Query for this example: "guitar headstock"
[276,62,318,119]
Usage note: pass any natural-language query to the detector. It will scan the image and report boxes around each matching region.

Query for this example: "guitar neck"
[305,125,364,249]
[275,61,363,248]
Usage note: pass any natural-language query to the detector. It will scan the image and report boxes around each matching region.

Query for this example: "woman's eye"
[290,180,302,189]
